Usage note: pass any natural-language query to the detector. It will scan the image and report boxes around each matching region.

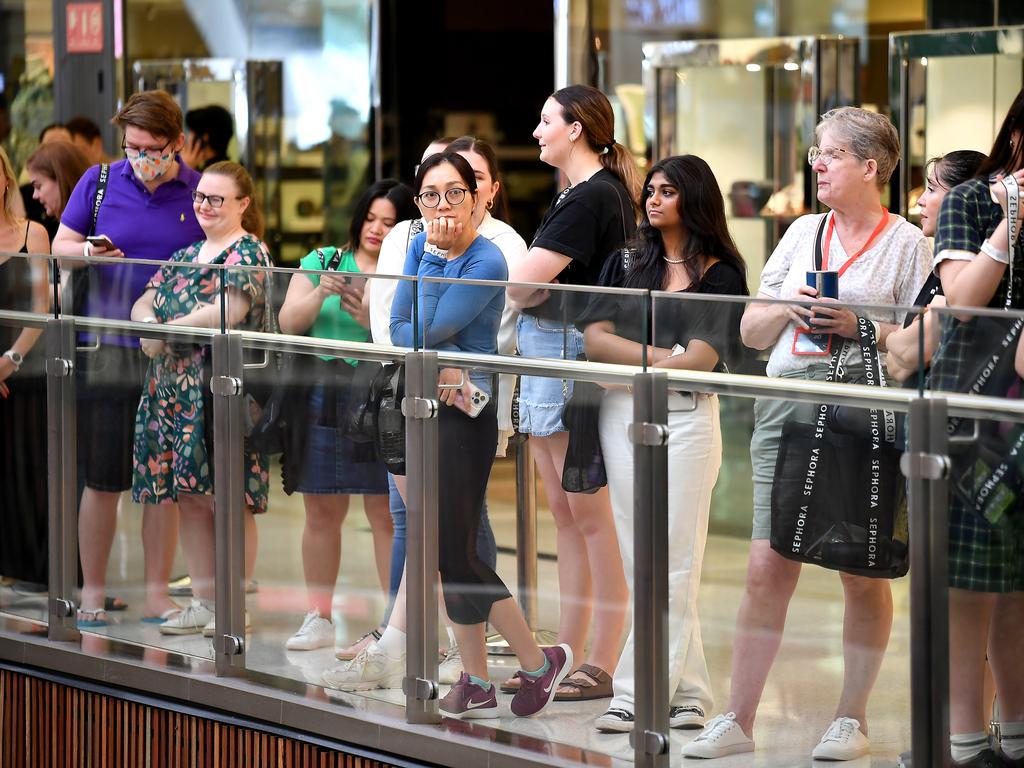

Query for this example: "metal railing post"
[46,317,79,641]
[515,439,538,627]
[212,333,247,676]
[630,371,670,768]
[403,350,441,724]
[903,397,951,768]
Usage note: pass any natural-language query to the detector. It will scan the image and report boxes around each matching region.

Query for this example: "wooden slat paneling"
[0,670,398,768]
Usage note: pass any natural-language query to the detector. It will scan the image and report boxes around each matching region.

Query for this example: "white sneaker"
[201,611,251,637]
[159,600,214,635]
[321,643,404,691]
[285,610,335,651]
[681,712,754,759]
[438,641,463,685]
[811,717,870,761]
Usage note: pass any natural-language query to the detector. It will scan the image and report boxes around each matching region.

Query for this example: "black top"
[527,168,636,320]
[578,257,748,373]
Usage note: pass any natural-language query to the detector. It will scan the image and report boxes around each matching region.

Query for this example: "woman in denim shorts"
[507,85,641,699]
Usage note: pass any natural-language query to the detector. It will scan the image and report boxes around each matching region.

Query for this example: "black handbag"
[770,317,909,578]
[68,163,110,317]
[561,375,607,494]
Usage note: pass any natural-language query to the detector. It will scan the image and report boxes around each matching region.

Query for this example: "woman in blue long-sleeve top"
[324,152,572,721]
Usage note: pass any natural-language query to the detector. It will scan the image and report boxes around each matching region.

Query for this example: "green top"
[299,247,369,364]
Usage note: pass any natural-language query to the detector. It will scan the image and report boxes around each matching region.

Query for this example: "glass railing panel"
[925,302,1024,768]
[224,265,415,710]
[643,291,918,763]
[0,252,55,628]
[68,257,222,660]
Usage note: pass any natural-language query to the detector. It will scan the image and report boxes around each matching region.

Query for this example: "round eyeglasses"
[807,145,865,167]
[416,188,469,208]
[192,190,241,208]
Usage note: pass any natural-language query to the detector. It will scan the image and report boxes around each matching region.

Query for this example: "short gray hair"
[815,107,900,189]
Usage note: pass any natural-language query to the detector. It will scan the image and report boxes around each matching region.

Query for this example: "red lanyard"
[823,207,889,276]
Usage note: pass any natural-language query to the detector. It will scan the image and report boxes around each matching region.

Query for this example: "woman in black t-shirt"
[580,155,747,731]
[505,85,642,699]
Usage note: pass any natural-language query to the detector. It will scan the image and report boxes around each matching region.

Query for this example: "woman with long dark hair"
[322,152,573,720]
[277,179,418,652]
[581,155,746,730]
[506,84,641,700]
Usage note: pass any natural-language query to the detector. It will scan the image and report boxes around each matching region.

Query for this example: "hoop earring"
[486,199,494,210]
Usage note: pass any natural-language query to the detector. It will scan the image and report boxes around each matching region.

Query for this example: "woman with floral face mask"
[51,90,205,628]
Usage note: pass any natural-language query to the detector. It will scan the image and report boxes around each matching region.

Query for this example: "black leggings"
[437,401,511,624]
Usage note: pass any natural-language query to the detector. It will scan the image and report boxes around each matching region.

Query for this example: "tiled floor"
[0,453,913,767]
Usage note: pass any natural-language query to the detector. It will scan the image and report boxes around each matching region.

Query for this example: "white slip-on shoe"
[811,717,870,761]
[286,610,335,651]
[321,643,404,691]
[681,712,754,759]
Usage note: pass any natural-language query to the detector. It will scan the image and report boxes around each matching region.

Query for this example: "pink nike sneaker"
[510,644,573,717]
[439,673,498,720]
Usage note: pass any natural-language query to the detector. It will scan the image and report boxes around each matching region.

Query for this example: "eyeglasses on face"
[807,145,865,167]
[415,188,469,208]
[121,139,174,159]
[191,190,241,208]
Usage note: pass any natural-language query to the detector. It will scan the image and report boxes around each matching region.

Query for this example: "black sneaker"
[669,705,706,729]
[595,708,634,733]
[955,748,1007,768]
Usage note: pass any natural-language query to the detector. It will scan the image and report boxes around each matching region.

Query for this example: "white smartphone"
[455,381,490,418]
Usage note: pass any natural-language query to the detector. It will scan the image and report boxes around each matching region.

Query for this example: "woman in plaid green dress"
[930,87,1024,765]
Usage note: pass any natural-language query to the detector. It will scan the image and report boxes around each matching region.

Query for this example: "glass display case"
[644,35,858,287]
[131,59,285,253]
[890,25,1024,220]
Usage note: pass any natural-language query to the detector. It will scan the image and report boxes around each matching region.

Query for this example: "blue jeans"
[383,473,497,623]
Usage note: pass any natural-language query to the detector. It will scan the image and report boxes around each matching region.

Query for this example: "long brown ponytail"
[203,161,265,239]
[551,84,643,211]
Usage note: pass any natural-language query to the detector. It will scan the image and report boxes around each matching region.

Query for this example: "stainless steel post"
[212,333,246,676]
[403,351,441,724]
[515,439,538,627]
[630,371,670,768]
[903,397,951,768]
[46,318,79,641]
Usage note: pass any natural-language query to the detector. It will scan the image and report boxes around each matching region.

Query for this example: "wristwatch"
[3,349,23,371]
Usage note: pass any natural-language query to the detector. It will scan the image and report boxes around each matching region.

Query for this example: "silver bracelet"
[981,238,1011,265]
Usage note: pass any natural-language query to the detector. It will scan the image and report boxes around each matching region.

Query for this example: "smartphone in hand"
[86,235,117,251]
[455,381,490,418]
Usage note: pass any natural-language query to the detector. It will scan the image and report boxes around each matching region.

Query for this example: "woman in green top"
[278,179,418,652]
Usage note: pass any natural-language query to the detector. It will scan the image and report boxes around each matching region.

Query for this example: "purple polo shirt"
[62,157,205,345]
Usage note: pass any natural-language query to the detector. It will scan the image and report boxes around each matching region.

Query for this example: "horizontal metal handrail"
[9,309,1024,423]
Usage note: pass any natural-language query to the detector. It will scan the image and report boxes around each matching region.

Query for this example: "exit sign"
[66,3,104,54]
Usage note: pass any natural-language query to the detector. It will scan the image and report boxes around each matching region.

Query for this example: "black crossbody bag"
[68,163,109,317]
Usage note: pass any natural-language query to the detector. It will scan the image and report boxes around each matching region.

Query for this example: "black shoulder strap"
[89,164,110,237]
[813,212,828,271]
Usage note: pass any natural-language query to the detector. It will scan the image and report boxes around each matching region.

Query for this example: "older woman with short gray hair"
[683,106,932,761]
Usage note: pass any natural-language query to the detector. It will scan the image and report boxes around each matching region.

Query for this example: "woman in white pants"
[580,155,747,732]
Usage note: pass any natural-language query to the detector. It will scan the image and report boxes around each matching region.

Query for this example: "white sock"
[377,626,406,659]
[951,731,988,763]
[1001,721,1024,760]
[446,626,457,649]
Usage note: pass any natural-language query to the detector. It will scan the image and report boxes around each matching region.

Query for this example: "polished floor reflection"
[0,454,912,767]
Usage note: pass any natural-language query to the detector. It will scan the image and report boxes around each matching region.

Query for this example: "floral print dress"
[131,234,271,512]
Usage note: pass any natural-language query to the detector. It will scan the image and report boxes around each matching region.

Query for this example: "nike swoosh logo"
[467,699,492,709]
[542,680,554,694]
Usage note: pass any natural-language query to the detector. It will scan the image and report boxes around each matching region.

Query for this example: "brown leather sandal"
[499,675,520,693]
[553,664,613,701]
